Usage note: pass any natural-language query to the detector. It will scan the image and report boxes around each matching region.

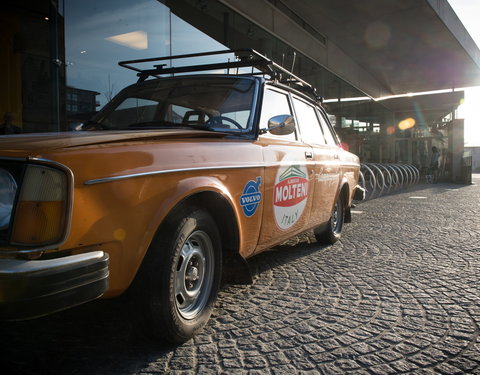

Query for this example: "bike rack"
[357,163,420,202]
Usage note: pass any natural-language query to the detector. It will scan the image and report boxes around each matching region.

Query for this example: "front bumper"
[353,184,366,201]
[0,251,109,320]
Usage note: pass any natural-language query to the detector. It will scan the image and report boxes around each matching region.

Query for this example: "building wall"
[465,147,480,173]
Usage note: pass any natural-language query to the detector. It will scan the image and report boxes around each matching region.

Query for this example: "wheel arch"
[177,190,240,257]
[135,186,251,287]
[169,191,252,284]
[338,179,352,223]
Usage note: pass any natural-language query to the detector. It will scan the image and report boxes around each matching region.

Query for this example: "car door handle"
[305,151,313,160]
[334,154,339,159]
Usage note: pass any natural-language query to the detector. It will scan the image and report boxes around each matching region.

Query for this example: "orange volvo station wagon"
[0,50,363,343]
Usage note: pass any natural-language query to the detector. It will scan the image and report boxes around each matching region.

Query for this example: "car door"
[254,87,316,252]
[291,95,340,226]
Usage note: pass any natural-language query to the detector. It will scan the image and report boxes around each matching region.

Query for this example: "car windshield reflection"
[86,76,257,133]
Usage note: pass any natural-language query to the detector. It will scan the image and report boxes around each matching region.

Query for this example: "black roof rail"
[118,48,322,101]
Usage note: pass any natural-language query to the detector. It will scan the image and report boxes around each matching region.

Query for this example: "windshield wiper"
[128,121,174,129]
[177,124,217,131]
[128,121,218,132]
[79,120,109,131]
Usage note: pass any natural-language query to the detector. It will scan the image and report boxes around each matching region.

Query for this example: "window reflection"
[64,0,229,130]
[88,77,256,132]
[2,0,396,142]
[65,0,170,113]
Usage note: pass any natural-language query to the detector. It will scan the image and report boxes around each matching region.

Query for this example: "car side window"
[259,88,297,141]
[317,110,338,146]
[292,97,326,145]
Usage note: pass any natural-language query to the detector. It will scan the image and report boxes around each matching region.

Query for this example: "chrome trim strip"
[0,251,106,274]
[84,160,360,185]
[84,161,316,185]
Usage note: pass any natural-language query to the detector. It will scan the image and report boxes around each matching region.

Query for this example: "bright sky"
[448,0,480,146]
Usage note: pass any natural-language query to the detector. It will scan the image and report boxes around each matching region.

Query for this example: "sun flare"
[457,87,480,147]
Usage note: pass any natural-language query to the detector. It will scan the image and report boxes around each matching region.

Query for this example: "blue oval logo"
[240,177,262,217]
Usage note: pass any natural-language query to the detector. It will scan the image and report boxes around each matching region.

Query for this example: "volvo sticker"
[240,177,262,217]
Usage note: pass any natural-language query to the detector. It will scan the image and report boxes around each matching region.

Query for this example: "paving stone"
[435,362,465,375]
[390,359,424,373]
[367,364,399,375]
[243,354,268,370]
[2,178,480,374]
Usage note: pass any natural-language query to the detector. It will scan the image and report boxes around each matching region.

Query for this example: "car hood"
[0,130,229,154]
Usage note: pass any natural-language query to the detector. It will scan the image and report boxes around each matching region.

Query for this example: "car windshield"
[87,76,257,133]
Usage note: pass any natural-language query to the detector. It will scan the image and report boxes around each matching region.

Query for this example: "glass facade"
[0,0,459,171]
[65,0,234,129]
[2,0,364,133]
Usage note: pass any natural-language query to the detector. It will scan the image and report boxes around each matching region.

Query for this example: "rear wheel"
[314,194,344,244]
[135,208,222,344]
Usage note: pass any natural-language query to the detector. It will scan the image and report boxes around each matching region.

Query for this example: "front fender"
[146,175,240,239]
[142,176,240,258]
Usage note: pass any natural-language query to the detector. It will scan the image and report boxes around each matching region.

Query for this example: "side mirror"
[265,115,296,136]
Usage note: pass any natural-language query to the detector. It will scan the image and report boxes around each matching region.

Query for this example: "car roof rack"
[118,48,322,102]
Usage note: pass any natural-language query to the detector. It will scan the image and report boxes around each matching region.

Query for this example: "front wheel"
[135,209,222,344]
[314,194,344,244]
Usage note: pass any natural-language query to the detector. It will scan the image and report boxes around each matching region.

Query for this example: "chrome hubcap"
[174,231,214,320]
[331,200,342,234]
[332,203,339,229]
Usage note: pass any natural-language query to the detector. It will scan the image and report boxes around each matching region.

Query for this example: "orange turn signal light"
[11,165,68,246]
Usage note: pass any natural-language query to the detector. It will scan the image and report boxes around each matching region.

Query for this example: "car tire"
[314,194,344,244]
[135,208,222,344]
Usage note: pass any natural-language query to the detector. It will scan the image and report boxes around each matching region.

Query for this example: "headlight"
[0,168,18,230]
[11,164,69,245]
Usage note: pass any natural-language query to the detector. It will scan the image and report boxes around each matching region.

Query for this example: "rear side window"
[317,111,338,146]
[292,97,326,145]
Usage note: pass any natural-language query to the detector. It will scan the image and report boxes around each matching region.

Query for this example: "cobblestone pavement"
[2,176,480,374]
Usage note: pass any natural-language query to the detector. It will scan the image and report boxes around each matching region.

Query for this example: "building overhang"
[219,0,480,98]
[324,90,464,127]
